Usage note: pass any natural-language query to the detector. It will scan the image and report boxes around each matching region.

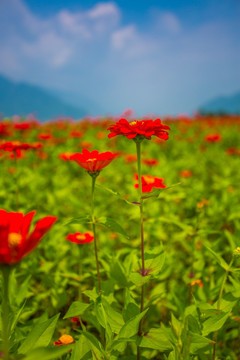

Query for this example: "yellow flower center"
[59,335,74,345]
[86,158,97,162]
[144,175,155,184]
[76,234,86,241]
[8,233,22,247]
[129,121,137,126]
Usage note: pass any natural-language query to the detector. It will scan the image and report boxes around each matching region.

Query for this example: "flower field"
[1,115,240,360]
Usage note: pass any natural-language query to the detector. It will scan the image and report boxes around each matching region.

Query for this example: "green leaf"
[110,260,128,287]
[141,182,182,200]
[204,245,230,271]
[64,216,92,225]
[118,308,149,339]
[101,298,124,333]
[95,297,113,345]
[18,314,60,354]
[202,311,230,336]
[145,245,165,276]
[96,184,138,206]
[24,345,73,360]
[129,272,150,286]
[82,331,106,359]
[70,335,91,360]
[137,328,173,351]
[189,333,215,354]
[96,217,130,239]
[64,301,90,319]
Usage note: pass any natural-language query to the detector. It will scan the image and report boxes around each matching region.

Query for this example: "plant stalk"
[90,174,101,293]
[212,258,233,360]
[1,266,11,360]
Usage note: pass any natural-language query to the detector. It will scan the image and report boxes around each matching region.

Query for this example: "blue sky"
[0,0,239,116]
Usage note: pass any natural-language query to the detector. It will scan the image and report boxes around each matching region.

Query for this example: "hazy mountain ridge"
[0,75,87,121]
[199,92,240,114]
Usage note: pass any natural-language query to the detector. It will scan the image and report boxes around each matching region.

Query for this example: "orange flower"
[190,279,203,288]
[179,170,192,178]
[54,335,74,346]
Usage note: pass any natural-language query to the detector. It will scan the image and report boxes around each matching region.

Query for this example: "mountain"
[0,75,87,121]
[199,91,240,115]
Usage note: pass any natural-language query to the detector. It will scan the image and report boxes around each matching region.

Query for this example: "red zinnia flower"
[59,152,74,161]
[142,158,159,166]
[179,169,193,178]
[66,231,94,244]
[134,174,166,193]
[0,210,57,265]
[108,118,170,140]
[70,149,117,174]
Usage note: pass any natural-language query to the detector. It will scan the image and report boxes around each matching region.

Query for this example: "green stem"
[212,258,233,360]
[1,266,11,360]
[90,174,101,293]
[135,140,145,360]
[14,151,19,211]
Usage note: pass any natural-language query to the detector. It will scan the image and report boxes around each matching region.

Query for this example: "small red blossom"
[226,147,240,156]
[66,231,94,244]
[70,130,83,138]
[108,118,170,140]
[142,158,159,166]
[70,149,117,173]
[125,154,137,163]
[134,174,166,193]
[205,133,221,143]
[59,152,74,161]
[38,133,52,140]
[179,169,193,178]
[0,140,34,152]
[0,210,57,265]
[80,141,92,149]
[190,279,203,288]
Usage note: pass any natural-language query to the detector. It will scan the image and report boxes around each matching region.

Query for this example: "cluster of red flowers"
[0,210,57,265]
[205,133,222,143]
[0,140,42,152]
[107,118,170,140]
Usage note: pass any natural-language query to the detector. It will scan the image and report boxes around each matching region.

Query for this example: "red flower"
[142,158,159,166]
[59,152,74,161]
[0,140,33,152]
[108,118,170,140]
[0,210,57,265]
[70,149,117,173]
[205,133,221,143]
[66,231,94,244]
[179,169,193,178]
[134,174,166,193]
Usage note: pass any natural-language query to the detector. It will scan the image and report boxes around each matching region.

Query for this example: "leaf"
[96,217,130,239]
[64,216,92,225]
[137,328,173,351]
[64,301,90,319]
[189,333,215,353]
[110,260,128,287]
[129,272,150,286]
[24,345,73,360]
[145,245,165,276]
[18,313,60,354]
[82,332,106,359]
[202,311,230,336]
[70,335,91,360]
[204,245,230,271]
[96,184,137,206]
[95,297,113,345]
[141,182,182,200]
[118,308,149,339]
[101,298,124,333]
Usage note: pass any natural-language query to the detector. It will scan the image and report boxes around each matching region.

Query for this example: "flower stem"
[90,174,101,293]
[1,266,11,360]
[212,258,233,360]
[14,151,19,211]
[135,140,145,360]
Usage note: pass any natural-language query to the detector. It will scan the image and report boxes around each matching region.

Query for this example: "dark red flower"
[59,152,74,161]
[134,174,166,193]
[70,149,117,173]
[142,158,159,166]
[66,231,94,244]
[108,118,170,140]
[0,210,57,265]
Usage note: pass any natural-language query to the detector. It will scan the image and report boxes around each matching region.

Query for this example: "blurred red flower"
[108,118,170,140]
[66,232,94,244]
[59,152,74,161]
[0,210,57,265]
[179,169,193,178]
[134,174,166,193]
[70,149,117,173]
[205,133,221,142]
[142,158,159,166]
